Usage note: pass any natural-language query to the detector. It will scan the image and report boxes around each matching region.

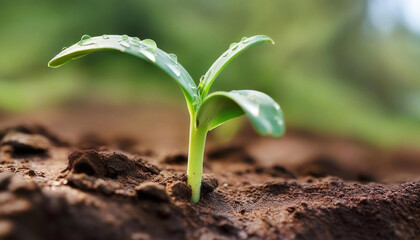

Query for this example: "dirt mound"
[0,122,419,240]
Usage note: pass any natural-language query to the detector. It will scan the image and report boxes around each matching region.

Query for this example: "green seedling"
[48,34,285,203]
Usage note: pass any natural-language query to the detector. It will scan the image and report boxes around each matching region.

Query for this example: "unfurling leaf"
[199,35,274,97]
[196,90,284,137]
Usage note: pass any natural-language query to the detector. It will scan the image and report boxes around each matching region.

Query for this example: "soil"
[0,103,419,240]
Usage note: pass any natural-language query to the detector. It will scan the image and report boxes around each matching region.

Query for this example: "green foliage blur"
[0,0,419,147]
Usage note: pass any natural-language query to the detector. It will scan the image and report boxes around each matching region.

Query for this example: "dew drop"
[274,115,283,126]
[139,39,157,62]
[81,35,91,41]
[141,39,157,49]
[102,34,109,39]
[189,83,197,89]
[61,47,67,51]
[241,37,249,43]
[222,51,229,57]
[229,42,239,50]
[168,53,177,62]
[78,34,95,46]
[132,37,140,43]
[166,53,180,77]
[274,103,280,111]
[232,90,248,97]
[139,48,156,62]
[122,35,129,40]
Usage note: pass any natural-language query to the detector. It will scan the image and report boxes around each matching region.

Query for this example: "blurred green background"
[0,0,419,147]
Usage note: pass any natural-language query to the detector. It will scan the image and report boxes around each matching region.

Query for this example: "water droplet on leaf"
[141,39,157,49]
[78,34,95,46]
[222,51,229,57]
[241,37,249,43]
[139,39,157,62]
[139,48,156,62]
[229,42,239,50]
[274,115,283,126]
[122,35,129,40]
[102,34,109,39]
[81,35,91,41]
[61,47,67,51]
[169,53,177,62]
[166,53,180,77]
[188,83,197,89]
[132,37,140,43]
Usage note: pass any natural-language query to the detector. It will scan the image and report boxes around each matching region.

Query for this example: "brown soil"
[0,104,419,240]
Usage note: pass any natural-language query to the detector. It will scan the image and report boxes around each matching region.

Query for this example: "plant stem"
[187,121,207,203]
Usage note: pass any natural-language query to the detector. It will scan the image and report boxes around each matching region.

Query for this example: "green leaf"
[199,35,274,97]
[196,90,285,137]
[48,35,198,108]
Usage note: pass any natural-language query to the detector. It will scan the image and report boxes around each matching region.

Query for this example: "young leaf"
[196,90,285,137]
[48,35,198,109]
[199,35,274,97]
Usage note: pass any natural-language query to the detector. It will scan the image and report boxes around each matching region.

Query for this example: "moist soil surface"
[0,103,419,240]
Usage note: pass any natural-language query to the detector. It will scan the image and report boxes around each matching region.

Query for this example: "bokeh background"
[0,0,419,147]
